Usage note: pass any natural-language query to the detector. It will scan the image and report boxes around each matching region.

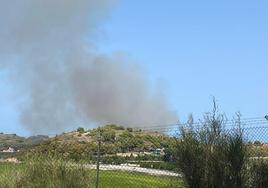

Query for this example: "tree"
[77,127,85,134]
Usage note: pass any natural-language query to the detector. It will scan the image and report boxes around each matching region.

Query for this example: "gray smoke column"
[0,0,178,134]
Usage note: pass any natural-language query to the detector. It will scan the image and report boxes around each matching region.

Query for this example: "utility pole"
[96,128,101,188]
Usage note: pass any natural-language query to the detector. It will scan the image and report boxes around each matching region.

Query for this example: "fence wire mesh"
[1,120,268,187]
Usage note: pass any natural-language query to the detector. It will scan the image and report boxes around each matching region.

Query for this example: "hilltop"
[29,125,175,161]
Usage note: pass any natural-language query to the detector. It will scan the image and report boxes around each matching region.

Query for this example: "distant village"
[0,147,18,153]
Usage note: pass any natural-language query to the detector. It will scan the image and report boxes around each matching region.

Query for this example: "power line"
[127,117,266,130]
[139,119,268,134]
[140,119,268,131]
[34,116,268,136]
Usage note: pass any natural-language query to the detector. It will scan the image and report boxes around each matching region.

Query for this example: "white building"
[2,147,15,153]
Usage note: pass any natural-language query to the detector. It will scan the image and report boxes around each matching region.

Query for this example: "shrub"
[250,160,268,188]
[175,101,248,188]
[105,124,125,130]
[127,128,133,132]
[139,161,177,171]
[102,130,116,142]
[175,128,206,187]
[77,127,85,134]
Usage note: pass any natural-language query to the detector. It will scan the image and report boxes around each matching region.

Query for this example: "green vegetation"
[0,125,181,187]
[77,127,86,134]
[0,157,91,188]
[173,101,268,188]
[5,103,268,187]
[248,144,268,157]
[175,102,248,188]
[250,160,268,187]
[98,171,184,188]
[138,161,177,171]
[0,134,48,152]
[27,125,175,164]
[0,158,184,188]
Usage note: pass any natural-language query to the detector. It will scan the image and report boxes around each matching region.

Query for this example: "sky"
[1,0,268,136]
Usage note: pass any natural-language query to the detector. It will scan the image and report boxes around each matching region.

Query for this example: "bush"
[139,161,177,171]
[101,156,127,165]
[102,130,116,142]
[77,127,85,133]
[127,128,133,132]
[175,128,206,187]
[175,102,248,188]
[105,124,125,130]
[250,160,268,188]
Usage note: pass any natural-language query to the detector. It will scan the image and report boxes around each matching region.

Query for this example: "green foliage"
[0,156,91,188]
[249,145,268,157]
[176,128,206,188]
[136,154,162,161]
[105,124,125,130]
[77,127,85,133]
[89,125,124,138]
[100,143,118,154]
[117,131,144,152]
[175,102,248,188]
[139,161,177,171]
[250,160,268,188]
[0,134,48,153]
[25,124,175,164]
[0,162,184,188]
[102,129,116,142]
[97,171,184,188]
[101,156,127,165]
[127,128,133,132]
[27,140,97,162]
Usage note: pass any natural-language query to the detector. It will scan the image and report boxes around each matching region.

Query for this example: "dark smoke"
[0,0,178,134]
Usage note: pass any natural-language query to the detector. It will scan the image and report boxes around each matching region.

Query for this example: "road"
[84,164,181,177]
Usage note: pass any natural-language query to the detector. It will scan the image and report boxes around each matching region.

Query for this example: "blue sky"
[98,0,268,119]
[1,0,268,135]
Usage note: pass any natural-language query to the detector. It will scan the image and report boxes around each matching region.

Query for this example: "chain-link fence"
[0,160,182,188]
[171,117,268,188]
[1,122,268,187]
[89,119,268,187]
[90,128,183,188]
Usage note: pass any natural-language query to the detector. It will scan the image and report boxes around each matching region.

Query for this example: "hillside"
[29,125,175,161]
[0,133,49,151]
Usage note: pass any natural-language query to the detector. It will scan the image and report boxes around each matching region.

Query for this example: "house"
[2,147,15,153]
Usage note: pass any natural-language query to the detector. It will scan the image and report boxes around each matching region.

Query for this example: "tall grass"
[0,163,21,188]
[175,102,248,188]
[0,156,91,188]
[0,159,185,188]
[249,160,268,188]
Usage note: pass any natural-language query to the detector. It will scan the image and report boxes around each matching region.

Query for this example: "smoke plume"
[0,0,177,134]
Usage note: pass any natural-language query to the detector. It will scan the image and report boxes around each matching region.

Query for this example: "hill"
[0,133,49,159]
[29,125,176,162]
[0,133,49,151]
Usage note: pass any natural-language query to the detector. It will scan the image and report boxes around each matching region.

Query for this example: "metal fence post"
[96,128,101,188]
